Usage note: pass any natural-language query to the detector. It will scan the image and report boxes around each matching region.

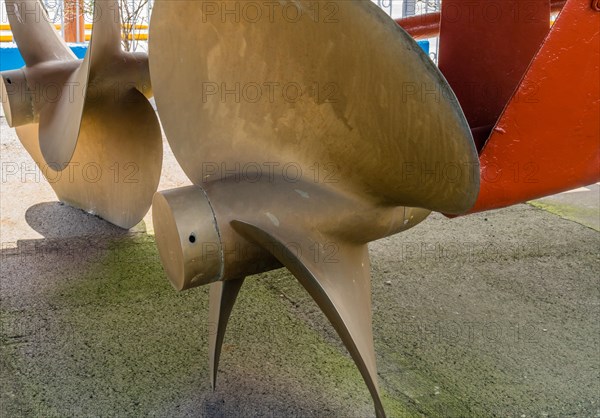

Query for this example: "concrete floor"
[1,111,599,417]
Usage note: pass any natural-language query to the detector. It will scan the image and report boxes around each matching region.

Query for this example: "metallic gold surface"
[150,0,479,214]
[37,0,154,169]
[153,180,432,418]
[152,187,223,291]
[1,0,162,229]
[3,0,75,66]
[231,220,385,418]
[149,2,479,416]
[208,278,245,390]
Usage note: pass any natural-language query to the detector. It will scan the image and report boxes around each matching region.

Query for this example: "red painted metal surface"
[394,1,566,40]
[438,0,551,151]
[396,0,564,40]
[468,0,600,213]
[394,12,440,40]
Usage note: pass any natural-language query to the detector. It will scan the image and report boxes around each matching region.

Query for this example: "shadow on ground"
[25,202,144,239]
[1,203,410,417]
[1,203,599,417]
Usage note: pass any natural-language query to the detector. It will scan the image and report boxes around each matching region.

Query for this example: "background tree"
[118,0,150,52]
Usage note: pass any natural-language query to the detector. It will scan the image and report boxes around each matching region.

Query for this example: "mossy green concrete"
[529,200,599,231]
[1,234,419,417]
[259,269,483,418]
[2,205,598,417]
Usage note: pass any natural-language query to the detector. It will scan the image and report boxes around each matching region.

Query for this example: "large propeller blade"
[150,0,479,215]
[0,0,162,229]
[231,220,386,418]
[149,1,479,416]
[3,0,75,66]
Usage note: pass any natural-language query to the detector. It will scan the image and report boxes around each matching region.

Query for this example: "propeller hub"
[1,69,34,127]
[152,186,223,291]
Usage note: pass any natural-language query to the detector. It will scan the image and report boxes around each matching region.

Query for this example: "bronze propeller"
[0,0,162,229]
[149,1,480,417]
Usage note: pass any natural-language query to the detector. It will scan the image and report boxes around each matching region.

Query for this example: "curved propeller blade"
[4,0,74,65]
[208,278,245,389]
[0,0,162,228]
[40,0,152,169]
[149,1,480,416]
[149,0,479,215]
[37,55,88,169]
[15,88,162,228]
[231,220,386,418]
[152,179,432,418]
